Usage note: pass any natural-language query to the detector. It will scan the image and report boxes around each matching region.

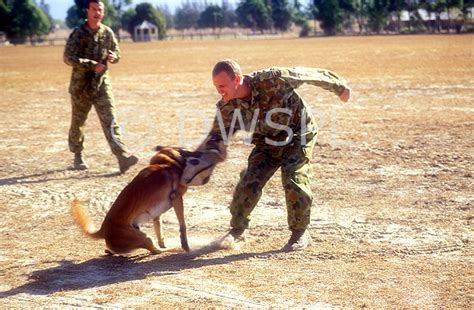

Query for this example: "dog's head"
[153,145,225,187]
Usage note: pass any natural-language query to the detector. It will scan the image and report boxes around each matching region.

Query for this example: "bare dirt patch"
[0,35,472,307]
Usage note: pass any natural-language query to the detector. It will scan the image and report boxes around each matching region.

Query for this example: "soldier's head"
[212,59,244,103]
[86,0,105,28]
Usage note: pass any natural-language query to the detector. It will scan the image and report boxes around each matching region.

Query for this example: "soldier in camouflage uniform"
[199,59,351,251]
[64,0,138,173]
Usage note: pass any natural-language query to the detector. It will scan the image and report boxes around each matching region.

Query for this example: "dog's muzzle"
[181,157,214,186]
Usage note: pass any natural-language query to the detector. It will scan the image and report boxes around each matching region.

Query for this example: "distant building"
[134,20,159,42]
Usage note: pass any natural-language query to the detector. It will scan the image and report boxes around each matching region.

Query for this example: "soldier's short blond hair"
[88,0,104,8]
[212,59,242,79]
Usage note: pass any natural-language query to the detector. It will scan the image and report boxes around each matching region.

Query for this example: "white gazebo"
[134,20,159,42]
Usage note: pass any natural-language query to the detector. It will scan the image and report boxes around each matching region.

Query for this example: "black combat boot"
[282,229,312,252]
[73,153,88,170]
[117,154,138,174]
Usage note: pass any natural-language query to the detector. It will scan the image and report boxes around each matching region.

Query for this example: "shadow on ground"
[0,168,120,186]
[0,248,282,299]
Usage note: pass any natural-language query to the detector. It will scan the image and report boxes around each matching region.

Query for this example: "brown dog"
[71,145,225,255]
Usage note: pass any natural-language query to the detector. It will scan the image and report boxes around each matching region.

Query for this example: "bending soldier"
[200,59,351,251]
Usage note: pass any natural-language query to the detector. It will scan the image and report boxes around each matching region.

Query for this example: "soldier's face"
[213,71,240,103]
[87,2,105,24]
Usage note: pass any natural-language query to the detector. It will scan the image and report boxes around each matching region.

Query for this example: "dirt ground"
[0,35,472,308]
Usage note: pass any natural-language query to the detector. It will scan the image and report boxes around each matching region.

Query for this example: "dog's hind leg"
[107,229,162,255]
[173,195,190,252]
[153,216,166,248]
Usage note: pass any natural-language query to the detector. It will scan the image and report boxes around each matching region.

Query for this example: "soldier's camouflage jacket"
[200,67,348,152]
[64,23,120,97]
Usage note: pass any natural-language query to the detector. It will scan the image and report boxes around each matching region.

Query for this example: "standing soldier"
[64,0,138,173]
[199,59,351,251]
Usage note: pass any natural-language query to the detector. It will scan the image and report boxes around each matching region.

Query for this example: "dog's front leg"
[173,195,190,251]
[153,216,166,248]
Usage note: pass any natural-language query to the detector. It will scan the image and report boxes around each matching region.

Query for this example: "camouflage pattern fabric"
[68,92,128,156]
[201,67,347,231]
[230,134,317,231]
[64,23,128,156]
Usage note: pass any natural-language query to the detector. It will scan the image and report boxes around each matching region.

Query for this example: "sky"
[46,0,311,21]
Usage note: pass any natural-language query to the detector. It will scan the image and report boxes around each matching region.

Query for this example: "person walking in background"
[199,59,351,251]
[64,0,138,173]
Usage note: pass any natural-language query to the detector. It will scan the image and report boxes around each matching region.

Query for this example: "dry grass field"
[0,35,473,308]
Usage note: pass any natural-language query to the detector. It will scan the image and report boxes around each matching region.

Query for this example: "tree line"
[1,0,473,44]
[0,0,53,44]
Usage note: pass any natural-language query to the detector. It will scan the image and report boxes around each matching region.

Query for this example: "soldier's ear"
[234,74,242,85]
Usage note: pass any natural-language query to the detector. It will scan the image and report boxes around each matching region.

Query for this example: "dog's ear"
[154,145,165,152]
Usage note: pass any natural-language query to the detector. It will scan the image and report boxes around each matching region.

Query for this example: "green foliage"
[367,0,390,33]
[108,0,131,37]
[174,2,202,30]
[198,4,224,28]
[290,0,309,27]
[157,5,174,29]
[0,0,11,32]
[313,0,342,35]
[299,19,311,36]
[236,0,272,32]
[121,8,135,30]
[271,0,292,31]
[221,0,238,27]
[7,0,51,44]
[125,2,166,39]
[38,0,53,31]
[65,5,84,29]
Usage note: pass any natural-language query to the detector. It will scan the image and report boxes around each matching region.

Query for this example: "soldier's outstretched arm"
[63,29,98,70]
[280,67,349,99]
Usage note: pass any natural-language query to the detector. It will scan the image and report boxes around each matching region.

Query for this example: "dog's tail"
[71,198,104,240]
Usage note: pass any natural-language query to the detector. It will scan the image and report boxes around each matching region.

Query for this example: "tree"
[353,0,370,33]
[420,0,442,32]
[125,2,166,40]
[446,0,464,32]
[174,1,202,30]
[198,4,224,29]
[313,0,343,35]
[121,8,135,30]
[0,0,11,33]
[271,0,292,32]
[8,0,51,44]
[222,0,238,27]
[236,0,272,33]
[462,0,474,29]
[388,0,405,32]
[109,0,132,41]
[38,0,53,31]
[157,4,174,29]
[367,0,390,33]
[339,0,356,32]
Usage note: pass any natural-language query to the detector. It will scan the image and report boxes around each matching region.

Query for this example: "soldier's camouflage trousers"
[68,90,129,157]
[229,133,317,231]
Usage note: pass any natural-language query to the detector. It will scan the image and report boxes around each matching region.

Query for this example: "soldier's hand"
[107,50,118,63]
[339,87,351,103]
[95,63,106,73]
